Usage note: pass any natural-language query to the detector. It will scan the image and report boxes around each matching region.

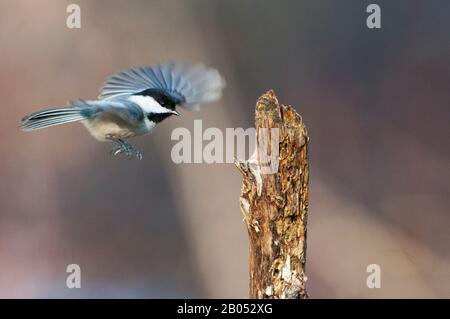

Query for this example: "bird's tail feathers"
[20,103,88,131]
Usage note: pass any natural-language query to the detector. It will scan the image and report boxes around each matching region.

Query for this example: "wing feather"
[99,63,225,110]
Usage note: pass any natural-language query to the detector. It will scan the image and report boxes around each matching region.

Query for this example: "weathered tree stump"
[235,90,309,299]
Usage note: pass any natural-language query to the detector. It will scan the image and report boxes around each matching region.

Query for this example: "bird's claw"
[109,139,143,160]
[135,151,143,160]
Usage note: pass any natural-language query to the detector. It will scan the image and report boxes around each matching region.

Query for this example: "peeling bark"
[236,90,309,299]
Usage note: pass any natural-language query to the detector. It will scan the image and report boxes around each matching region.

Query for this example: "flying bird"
[21,63,225,159]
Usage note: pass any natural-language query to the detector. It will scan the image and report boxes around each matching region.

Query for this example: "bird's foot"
[109,139,143,160]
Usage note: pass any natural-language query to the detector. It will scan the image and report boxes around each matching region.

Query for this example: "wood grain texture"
[236,90,309,299]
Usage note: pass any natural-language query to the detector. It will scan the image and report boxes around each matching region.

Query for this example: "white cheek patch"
[128,95,167,114]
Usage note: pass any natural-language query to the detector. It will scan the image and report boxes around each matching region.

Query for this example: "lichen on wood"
[235,90,309,299]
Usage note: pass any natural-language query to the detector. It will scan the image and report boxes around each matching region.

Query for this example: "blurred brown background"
[0,0,449,298]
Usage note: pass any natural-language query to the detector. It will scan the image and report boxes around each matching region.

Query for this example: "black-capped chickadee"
[21,63,225,159]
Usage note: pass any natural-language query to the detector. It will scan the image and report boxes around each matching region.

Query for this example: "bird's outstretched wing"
[99,63,225,110]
